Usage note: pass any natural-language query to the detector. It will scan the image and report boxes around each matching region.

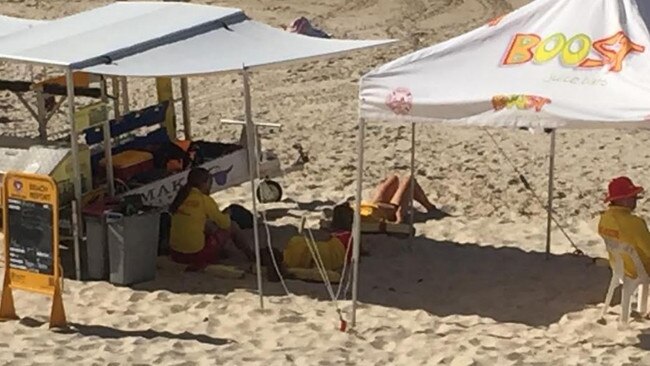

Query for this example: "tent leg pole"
[243,67,264,310]
[120,76,130,114]
[36,89,47,142]
[180,77,192,139]
[111,77,121,144]
[408,122,416,247]
[351,117,366,328]
[100,77,115,198]
[66,69,83,280]
[110,77,121,117]
[545,129,556,260]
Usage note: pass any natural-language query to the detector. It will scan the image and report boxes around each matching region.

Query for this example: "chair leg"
[621,281,636,324]
[639,283,649,315]
[602,276,618,318]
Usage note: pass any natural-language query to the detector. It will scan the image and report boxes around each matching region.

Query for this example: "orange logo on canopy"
[492,95,551,112]
[502,31,644,72]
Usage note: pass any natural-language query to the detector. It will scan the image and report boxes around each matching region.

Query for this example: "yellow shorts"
[359,201,397,222]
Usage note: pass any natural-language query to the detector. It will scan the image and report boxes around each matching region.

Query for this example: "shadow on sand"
[18,317,233,346]
[636,332,650,350]
[262,198,453,224]
[124,224,611,328]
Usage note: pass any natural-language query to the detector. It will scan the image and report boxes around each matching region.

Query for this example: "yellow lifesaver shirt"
[170,188,231,254]
[599,205,650,278]
[283,236,346,272]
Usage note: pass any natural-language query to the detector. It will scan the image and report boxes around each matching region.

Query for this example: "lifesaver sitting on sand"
[168,168,255,272]
[261,203,354,283]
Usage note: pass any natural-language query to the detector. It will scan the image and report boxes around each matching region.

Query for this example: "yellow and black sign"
[0,172,66,328]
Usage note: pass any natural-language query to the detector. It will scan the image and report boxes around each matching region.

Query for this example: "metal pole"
[66,69,84,280]
[545,129,556,259]
[120,76,130,114]
[71,200,81,280]
[35,88,47,142]
[351,117,366,327]
[408,122,416,244]
[243,67,264,310]
[100,77,115,197]
[110,76,121,118]
[180,77,192,139]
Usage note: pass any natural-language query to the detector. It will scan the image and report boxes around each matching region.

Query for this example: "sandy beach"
[2,0,650,364]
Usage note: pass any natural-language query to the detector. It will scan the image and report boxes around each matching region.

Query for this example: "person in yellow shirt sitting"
[598,176,650,278]
[169,168,254,271]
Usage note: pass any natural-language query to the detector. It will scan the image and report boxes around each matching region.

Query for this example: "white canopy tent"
[0,15,43,37]
[0,2,389,75]
[0,1,393,308]
[352,0,650,326]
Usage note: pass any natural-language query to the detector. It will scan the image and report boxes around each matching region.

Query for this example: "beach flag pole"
[242,66,264,309]
[545,129,556,259]
[351,117,366,327]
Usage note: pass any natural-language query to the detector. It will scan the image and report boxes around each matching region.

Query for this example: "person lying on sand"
[598,176,650,277]
[359,174,438,224]
[262,203,355,282]
[260,174,439,282]
[169,167,255,272]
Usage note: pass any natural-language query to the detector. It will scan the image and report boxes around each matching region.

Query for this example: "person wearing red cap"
[598,176,650,277]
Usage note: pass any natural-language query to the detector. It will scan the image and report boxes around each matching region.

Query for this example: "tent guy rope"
[482,129,584,256]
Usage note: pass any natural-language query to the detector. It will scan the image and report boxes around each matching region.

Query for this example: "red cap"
[605,176,644,203]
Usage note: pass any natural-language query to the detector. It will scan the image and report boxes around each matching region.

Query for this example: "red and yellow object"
[166,140,195,173]
[491,94,551,112]
[100,150,154,182]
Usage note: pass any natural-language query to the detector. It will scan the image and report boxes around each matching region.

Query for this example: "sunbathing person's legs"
[371,174,400,203]
[390,175,436,223]
[412,177,436,211]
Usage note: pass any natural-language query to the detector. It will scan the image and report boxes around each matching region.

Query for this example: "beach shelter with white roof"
[0,1,392,307]
[0,15,43,37]
[352,0,650,325]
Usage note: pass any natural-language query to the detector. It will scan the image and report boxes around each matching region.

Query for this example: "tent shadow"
[262,198,337,222]
[355,236,610,327]
[412,207,453,222]
[279,198,337,211]
[131,225,610,328]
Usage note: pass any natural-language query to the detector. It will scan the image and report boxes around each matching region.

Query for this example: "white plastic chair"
[601,237,650,324]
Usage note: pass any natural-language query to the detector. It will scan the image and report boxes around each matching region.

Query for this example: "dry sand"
[2,0,650,365]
